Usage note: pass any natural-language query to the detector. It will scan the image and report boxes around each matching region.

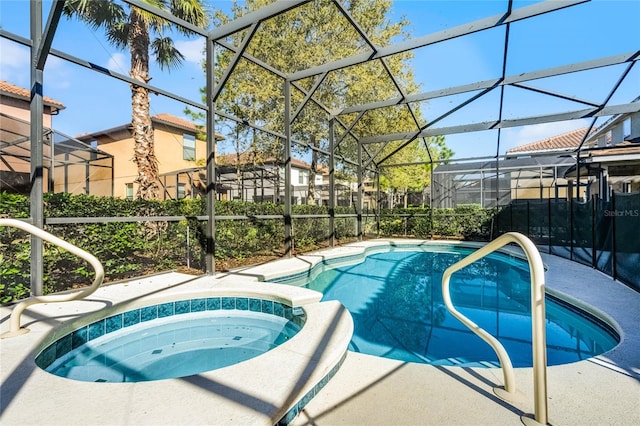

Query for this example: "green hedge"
[0,192,493,303]
[378,204,493,239]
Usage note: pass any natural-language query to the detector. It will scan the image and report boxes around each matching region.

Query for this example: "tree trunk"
[236,124,241,200]
[129,10,159,200]
[307,135,317,205]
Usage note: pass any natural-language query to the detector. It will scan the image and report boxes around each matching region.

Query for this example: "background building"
[0,80,113,196]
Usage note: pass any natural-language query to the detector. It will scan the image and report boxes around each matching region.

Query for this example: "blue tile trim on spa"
[36,296,304,370]
[276,352,348,425]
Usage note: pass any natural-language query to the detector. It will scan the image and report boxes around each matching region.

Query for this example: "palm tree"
[64,0,208,199]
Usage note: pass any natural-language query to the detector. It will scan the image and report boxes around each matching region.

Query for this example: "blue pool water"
[39,309,300,382]
[278,246,618,367]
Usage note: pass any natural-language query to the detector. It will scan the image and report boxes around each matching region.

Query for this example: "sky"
[1,0,639,160]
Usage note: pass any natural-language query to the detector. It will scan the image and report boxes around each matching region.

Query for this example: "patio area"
[1,2,639,424]
[1,241,638,425]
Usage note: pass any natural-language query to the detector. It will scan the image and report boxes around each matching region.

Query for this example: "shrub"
[0,191,495,303]
[378,205,493,240]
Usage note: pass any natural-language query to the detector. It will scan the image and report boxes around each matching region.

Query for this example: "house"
[432,128,598,207]
[165,149,377,207]
[0,80,65,125]
[505,127,591,201]
[0,80,113,196]
[76,113,373,205]
[569,110,640,199]
[1,80,64,194]
[212,151,323,203]
[77,113,224,200]
[507,108,640,201]
[505,127,589,157]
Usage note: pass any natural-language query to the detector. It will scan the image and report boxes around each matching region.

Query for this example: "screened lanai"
[0,113,113,195]
[1,0,639,296]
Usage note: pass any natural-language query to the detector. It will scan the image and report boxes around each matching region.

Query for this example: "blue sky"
[1,0,638,159]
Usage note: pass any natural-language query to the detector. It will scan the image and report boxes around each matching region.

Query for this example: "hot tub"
[36,296,305,382]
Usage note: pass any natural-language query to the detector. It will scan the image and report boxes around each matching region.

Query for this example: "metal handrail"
[0,218,105,338]
[441,232,548,426]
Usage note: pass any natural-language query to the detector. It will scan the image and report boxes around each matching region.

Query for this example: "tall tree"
[64,0,208,199]
[200,0,452,198]
[379,136,451,208]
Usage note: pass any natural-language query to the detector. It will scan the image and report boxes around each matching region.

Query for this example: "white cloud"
[43,56,72,90]
[174,39,205,64]
[0,39,30,85]
[107,53,128,73]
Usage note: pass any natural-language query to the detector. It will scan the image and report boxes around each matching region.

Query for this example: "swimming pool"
[36,297,303,382]
[272,244,619,367]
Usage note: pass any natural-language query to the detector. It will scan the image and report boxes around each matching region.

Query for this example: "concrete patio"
[1,241,639,425]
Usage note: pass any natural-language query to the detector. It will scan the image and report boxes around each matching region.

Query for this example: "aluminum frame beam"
[205,39,216,274]
[208,0,312,41]
[283,80,293,256]
[124,0,209,37]
[30,0,45,296]
[35,0,64,70]
[341,51,640,115]
[360,102,640,144]
[211,22,260,102]
[288,0,587,82]
[1,30,208,111]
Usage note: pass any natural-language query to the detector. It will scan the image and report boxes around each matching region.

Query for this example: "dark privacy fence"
[495,192,640,293]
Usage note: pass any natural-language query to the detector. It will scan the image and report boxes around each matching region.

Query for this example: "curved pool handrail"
[441,232,548,426]
[0,218,105,338]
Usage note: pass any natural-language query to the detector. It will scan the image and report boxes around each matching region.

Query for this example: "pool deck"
[288,250,640,426]
[1,239,639,425]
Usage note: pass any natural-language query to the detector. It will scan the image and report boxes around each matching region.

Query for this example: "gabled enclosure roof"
[204,0,639,167]
[3,0,637,166]
[0,113,112,165]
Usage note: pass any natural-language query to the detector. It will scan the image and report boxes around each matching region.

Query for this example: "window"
[623,118,631,139]
[125,183,134,200]
[183,134,196,160]
[177,183,186,199]
[298,172,304,185]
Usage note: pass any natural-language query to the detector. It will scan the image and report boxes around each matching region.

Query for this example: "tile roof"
[153,113,198,131]
[216,151,311,169]
[0,80,65,110]
[586,141,640,158]
[506,127,590,154]
[152,113,225,140]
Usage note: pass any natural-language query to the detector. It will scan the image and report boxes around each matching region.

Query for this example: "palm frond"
[170,0,209,34]
[63,0,127,34]
[133,0,171,33]
[106,21,129,51]
[151,37,185,71]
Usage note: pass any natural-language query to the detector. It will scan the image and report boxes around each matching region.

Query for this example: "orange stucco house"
[0,80,64,126]
[77,113,224,199]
